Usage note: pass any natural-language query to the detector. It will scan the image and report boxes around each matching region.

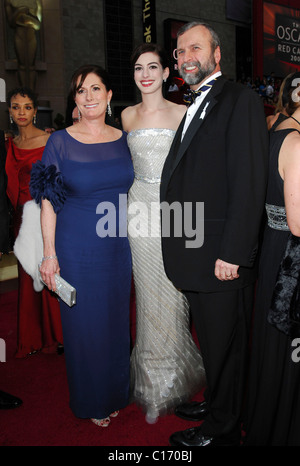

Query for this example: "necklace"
[290,115,300,126]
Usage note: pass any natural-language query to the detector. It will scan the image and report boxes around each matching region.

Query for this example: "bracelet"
[41,255,58,262]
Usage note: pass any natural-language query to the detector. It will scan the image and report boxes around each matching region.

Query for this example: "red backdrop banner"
[254,0,300,78]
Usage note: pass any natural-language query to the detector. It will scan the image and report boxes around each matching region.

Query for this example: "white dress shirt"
[181,71,222,141]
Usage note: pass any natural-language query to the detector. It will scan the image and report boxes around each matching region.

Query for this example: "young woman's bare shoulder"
[121,104,140,131]
[122,104,142,118]
[166,100,186,116]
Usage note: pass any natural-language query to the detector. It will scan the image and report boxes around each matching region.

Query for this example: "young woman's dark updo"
[130,43,169,71]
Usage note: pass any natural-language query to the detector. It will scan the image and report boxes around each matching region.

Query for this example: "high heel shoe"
[91,417,110,427]
[110,410,119,418]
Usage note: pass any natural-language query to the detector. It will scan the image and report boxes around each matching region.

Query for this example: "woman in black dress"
[243,72,300,445]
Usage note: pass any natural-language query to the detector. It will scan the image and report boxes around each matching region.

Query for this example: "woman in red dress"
[5,87,63,358]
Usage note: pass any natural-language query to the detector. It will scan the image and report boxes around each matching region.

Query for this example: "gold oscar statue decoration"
[5,0,42,89]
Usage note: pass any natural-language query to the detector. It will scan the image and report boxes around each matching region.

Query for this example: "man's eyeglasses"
[173,49,180,60]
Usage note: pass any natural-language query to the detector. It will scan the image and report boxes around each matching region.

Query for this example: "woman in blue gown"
[30,65,134,427]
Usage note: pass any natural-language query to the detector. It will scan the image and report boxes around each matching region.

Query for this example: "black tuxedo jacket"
[0,130,9,253]
[160,76,269,292]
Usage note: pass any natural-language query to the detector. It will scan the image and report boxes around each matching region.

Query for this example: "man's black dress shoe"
[0,390,23,409]
[174,400,209,421]
[169,426,240,447]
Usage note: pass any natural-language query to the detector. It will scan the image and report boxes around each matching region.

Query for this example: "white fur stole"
[13,200,44,292]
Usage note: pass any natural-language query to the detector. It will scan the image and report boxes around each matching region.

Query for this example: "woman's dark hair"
[130,43,169,70]
[7,87,38,108]
[274,73,292,114]
[285,71,300,116]
[70,64,111,99]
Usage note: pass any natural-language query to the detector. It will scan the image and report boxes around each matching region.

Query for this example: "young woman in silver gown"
[122,43,206,423]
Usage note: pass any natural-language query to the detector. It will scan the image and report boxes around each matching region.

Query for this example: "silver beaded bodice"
[127,128,175,184]
[265,203,290,231]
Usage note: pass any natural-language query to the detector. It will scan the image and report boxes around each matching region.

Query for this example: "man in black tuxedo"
[160,22,269,446]
[0,129,22,409]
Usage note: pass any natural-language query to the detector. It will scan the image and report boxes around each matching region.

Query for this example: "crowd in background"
[238,73,282,106]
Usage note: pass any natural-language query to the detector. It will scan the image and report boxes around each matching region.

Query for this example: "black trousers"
[185,284,254,437]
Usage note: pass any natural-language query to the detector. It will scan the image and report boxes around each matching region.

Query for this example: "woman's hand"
[39,256,60,292]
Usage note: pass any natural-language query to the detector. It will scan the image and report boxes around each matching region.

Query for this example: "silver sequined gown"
[127,128,206,423]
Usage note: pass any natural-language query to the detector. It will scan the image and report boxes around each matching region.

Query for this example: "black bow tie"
[183,79,217,106]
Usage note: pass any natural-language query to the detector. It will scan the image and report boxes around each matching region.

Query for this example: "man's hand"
[214,259,239,281]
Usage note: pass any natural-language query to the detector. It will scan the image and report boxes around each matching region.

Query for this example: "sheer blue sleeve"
[30,132,66,213]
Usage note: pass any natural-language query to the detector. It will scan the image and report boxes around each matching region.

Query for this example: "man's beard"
[179,58,216,85]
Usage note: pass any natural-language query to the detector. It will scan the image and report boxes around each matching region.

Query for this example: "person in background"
[121,43,205,424]
[44,127,55,134]
[0,129,23,409]
[266,74,291,130]
[243,72,300,446]
[30,64,134,427]
[259,76,268,100]
[71,106,79,124]
[265,78,274,104]
[0,129,9,258]
[5,87,63,358]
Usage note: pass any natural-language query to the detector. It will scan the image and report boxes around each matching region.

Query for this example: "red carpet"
[0,289,206,447]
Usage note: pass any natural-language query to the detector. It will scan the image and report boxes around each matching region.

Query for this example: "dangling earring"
[9,115,13,125]
[33,114,37,125]
[77,107,81,122]
[107,102,112,117]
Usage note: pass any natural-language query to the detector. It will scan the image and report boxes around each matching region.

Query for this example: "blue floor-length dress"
[30,129,134,419]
